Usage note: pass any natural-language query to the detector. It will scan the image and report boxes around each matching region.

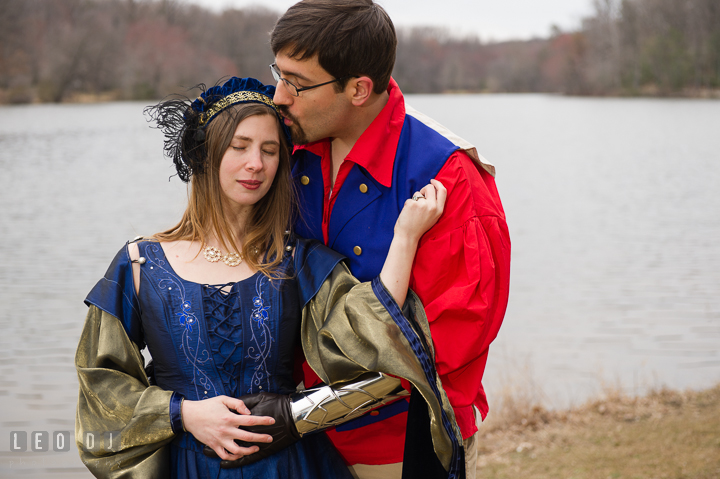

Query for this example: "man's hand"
[203,391,300,468]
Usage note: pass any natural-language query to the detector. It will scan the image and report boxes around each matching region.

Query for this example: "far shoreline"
[1,86,719,106]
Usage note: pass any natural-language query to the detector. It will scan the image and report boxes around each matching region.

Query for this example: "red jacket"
[293,79,511,465]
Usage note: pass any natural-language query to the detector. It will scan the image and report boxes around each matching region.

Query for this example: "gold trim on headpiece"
[198,91,279,127]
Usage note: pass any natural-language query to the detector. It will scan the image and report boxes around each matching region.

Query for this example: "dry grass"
[475,383,720,478]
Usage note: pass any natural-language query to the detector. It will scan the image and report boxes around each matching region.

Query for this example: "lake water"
[1,95,719,476]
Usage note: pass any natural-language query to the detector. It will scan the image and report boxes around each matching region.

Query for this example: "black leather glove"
[202,391,300,468]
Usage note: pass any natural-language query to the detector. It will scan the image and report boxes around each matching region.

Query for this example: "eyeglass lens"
[270,64,298,96]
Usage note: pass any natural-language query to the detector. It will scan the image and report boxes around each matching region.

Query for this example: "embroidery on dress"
[143,243,218,400]
[246,274,274,393]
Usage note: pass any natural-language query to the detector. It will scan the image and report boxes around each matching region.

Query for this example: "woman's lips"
[238,180,261,190]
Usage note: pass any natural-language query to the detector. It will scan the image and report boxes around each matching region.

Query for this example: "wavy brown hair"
[154,103,295,278]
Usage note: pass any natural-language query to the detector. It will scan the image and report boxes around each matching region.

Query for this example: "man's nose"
[273,81,292,106]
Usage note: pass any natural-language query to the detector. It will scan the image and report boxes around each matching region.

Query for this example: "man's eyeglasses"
[270,63,351,97]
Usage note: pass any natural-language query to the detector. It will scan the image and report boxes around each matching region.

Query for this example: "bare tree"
[1,0,717,102]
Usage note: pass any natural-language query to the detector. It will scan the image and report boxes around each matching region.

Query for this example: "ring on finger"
[412,193,425,201]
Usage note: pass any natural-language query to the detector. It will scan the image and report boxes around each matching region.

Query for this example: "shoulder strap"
[293,238,346,308]
[85,242,144,348]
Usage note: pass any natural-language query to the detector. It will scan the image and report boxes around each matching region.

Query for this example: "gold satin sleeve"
[75,305,174,478]
[301,264,463,471]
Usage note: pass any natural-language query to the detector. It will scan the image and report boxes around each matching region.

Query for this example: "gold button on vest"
[359,183,368,193]
[353,246,362,256]
[300,176,310,185]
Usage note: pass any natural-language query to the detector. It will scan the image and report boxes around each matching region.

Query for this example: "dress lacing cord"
[203,283,243,396]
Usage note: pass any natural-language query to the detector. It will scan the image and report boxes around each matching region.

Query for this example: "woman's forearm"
[379,232,418,307]
[378,179,447,308]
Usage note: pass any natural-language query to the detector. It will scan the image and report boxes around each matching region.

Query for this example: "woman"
[75,77,447,478]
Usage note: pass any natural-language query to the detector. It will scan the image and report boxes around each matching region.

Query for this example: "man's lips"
[238,180,262,190]
[279,108,295,126]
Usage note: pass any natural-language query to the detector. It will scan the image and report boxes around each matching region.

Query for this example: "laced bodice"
[136,241,300,402]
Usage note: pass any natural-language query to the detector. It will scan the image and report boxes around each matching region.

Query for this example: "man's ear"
[346,76,374,106]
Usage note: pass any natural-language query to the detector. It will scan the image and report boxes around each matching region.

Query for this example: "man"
[269,1,510,477]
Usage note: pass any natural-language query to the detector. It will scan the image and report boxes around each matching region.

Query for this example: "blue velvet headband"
[190,77,281,127]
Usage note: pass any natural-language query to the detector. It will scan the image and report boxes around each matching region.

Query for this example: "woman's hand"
[395,179,447,243]
[182,396,275,461]
[380,179,446,306]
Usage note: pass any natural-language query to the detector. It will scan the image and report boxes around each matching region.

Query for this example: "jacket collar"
[294,78,405,188]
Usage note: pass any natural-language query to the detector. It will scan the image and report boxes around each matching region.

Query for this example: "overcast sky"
[188,0,595,42]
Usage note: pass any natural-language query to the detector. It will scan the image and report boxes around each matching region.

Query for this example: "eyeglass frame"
[270,63,354,97]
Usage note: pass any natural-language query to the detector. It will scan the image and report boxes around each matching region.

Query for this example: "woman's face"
[218,113,281,214]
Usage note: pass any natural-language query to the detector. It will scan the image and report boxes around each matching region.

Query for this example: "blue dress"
[93,239,353,479]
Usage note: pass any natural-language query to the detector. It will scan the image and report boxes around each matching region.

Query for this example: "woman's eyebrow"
[231,136,279,146]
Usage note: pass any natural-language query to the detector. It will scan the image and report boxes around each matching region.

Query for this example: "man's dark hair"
[270,0,396,94]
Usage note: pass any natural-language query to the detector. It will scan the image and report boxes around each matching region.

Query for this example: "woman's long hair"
[153,103,295,278]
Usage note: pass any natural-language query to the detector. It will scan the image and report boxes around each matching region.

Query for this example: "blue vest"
[292,114,460,282]
[292,116,468,476]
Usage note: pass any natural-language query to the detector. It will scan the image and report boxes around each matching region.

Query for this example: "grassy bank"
[475,384,720,478]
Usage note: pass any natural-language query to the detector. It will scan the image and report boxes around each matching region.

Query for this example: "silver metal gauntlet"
[290,372,409,436]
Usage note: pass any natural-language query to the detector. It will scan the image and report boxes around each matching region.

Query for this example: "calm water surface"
[1,95,719,476]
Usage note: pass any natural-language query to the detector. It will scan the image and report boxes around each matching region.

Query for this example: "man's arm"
[411,150,511,436]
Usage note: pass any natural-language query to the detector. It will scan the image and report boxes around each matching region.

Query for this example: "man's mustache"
[278,106,296,123]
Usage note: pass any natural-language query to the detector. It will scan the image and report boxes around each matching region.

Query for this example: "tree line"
[394,0,720,96]
[0,0,718,103]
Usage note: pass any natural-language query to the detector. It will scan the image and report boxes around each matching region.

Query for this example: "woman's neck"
[224,203,251,234]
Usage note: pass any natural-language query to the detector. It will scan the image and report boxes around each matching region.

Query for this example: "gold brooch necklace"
[203,246,243,267]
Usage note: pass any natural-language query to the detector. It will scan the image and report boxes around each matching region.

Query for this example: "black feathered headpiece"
[144,77,291,182]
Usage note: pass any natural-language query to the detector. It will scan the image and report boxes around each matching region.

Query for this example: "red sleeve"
[410,151,511,439]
